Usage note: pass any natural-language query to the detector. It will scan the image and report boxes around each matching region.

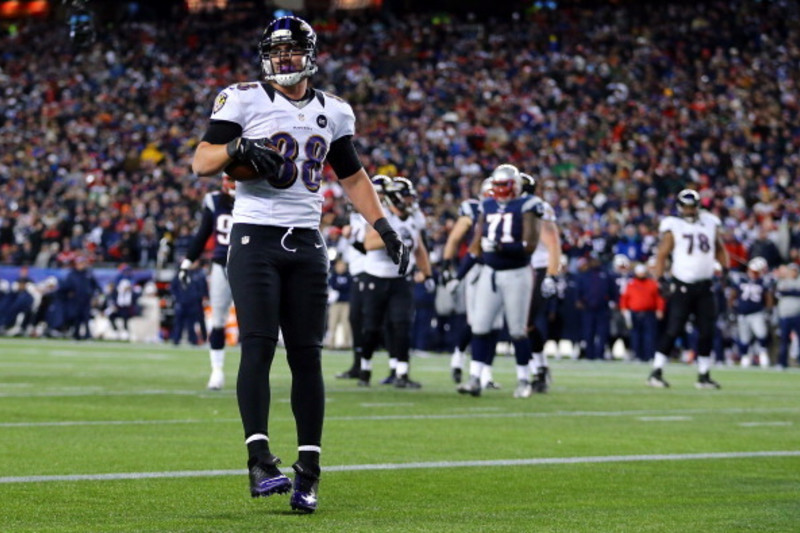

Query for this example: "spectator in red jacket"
[620,264,665,362]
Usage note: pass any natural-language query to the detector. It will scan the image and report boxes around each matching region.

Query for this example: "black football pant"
[348,273,365,372]
[360,275,413,363]
[227,224,328,454]
[527,267,547,352]
[657,279,716,357]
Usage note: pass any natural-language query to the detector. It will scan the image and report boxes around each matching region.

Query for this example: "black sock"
[246,439,270,465]
[298,451,320,477]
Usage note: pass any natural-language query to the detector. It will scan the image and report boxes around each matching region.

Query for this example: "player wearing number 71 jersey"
[648,189,729,390]
[461,164,542,399]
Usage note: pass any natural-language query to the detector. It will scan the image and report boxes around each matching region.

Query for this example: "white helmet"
[489,164,522,201]
[676,189,701,221]
[613,254,631,271]
[747,256,767,274]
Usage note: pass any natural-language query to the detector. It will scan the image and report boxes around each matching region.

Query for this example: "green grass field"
[1,338,799,532]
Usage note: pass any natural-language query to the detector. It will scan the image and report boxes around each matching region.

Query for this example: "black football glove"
[374,217,410,275]
[226,137,284,177]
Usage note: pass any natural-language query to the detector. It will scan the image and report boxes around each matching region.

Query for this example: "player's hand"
[622,310,633,330]
[374,217,410,275]
[424,277,436,293]
[178,259,192,289]
[226,137,284,177]
[439,267,453,286]
[445,279,461,295]
[540,275,557,298]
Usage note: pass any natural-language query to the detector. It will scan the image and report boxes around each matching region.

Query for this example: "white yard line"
[637,416,693,422]
[2,451,799,484]
[2,406,798,428]
[738,421,793,427]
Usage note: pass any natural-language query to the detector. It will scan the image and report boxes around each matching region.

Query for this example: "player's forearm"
[443,218,470,261]
[715,236,729,268]
[192,142,230,176]
[364,228,384,251]
[415,243,432,278]
[185,212,214,262]
[340,171,387,226]
[543,223,562,275]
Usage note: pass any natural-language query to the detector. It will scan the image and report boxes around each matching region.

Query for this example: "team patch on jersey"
[213,92,228,114]
[317,115,328,128]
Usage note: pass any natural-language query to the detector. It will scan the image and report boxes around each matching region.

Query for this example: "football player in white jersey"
[178,174,235,390]
[191,16,409,514]
[357,177,433,389]
[520,172,561,393]
[647,189,729,389]
[334,207,369,379]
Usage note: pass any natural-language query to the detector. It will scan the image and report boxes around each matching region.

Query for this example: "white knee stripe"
[298,445,321,453]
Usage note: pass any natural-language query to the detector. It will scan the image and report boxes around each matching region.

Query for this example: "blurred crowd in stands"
[1,1,799,362]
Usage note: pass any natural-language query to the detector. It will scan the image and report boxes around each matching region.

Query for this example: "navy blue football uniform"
[186,191,234,266]
[479,195,539,270]
[732,274,769,315]
[458,198,480,250]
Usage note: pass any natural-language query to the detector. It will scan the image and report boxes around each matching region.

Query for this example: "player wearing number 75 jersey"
[647,189,729,390]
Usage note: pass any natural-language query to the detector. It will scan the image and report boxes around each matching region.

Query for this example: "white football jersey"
[347,212,367,276]
[210,82,356,228]
[365,213,422,279]
[529,195,556,269]
[659,211,721,283]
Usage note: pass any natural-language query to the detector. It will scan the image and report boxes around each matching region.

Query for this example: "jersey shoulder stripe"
[458,199,479,220]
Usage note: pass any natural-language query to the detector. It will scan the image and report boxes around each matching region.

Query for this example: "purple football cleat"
[290,462,320,513]
[249,455,292,498]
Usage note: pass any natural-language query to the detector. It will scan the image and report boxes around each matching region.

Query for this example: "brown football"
[224,160,260,181]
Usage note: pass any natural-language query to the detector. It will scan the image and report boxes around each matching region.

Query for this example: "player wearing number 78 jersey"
[648,189,729,389]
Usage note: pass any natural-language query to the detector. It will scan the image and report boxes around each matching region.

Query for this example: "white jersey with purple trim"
[529,195,556,269]
[659,211,721,284]
[413,207,426,231]
[365,213,421,279]
[210,82,355,228]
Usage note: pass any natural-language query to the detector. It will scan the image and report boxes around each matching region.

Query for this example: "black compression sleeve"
[326,135,363,179]
[202,120,243,145]
[185,208,215,262]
